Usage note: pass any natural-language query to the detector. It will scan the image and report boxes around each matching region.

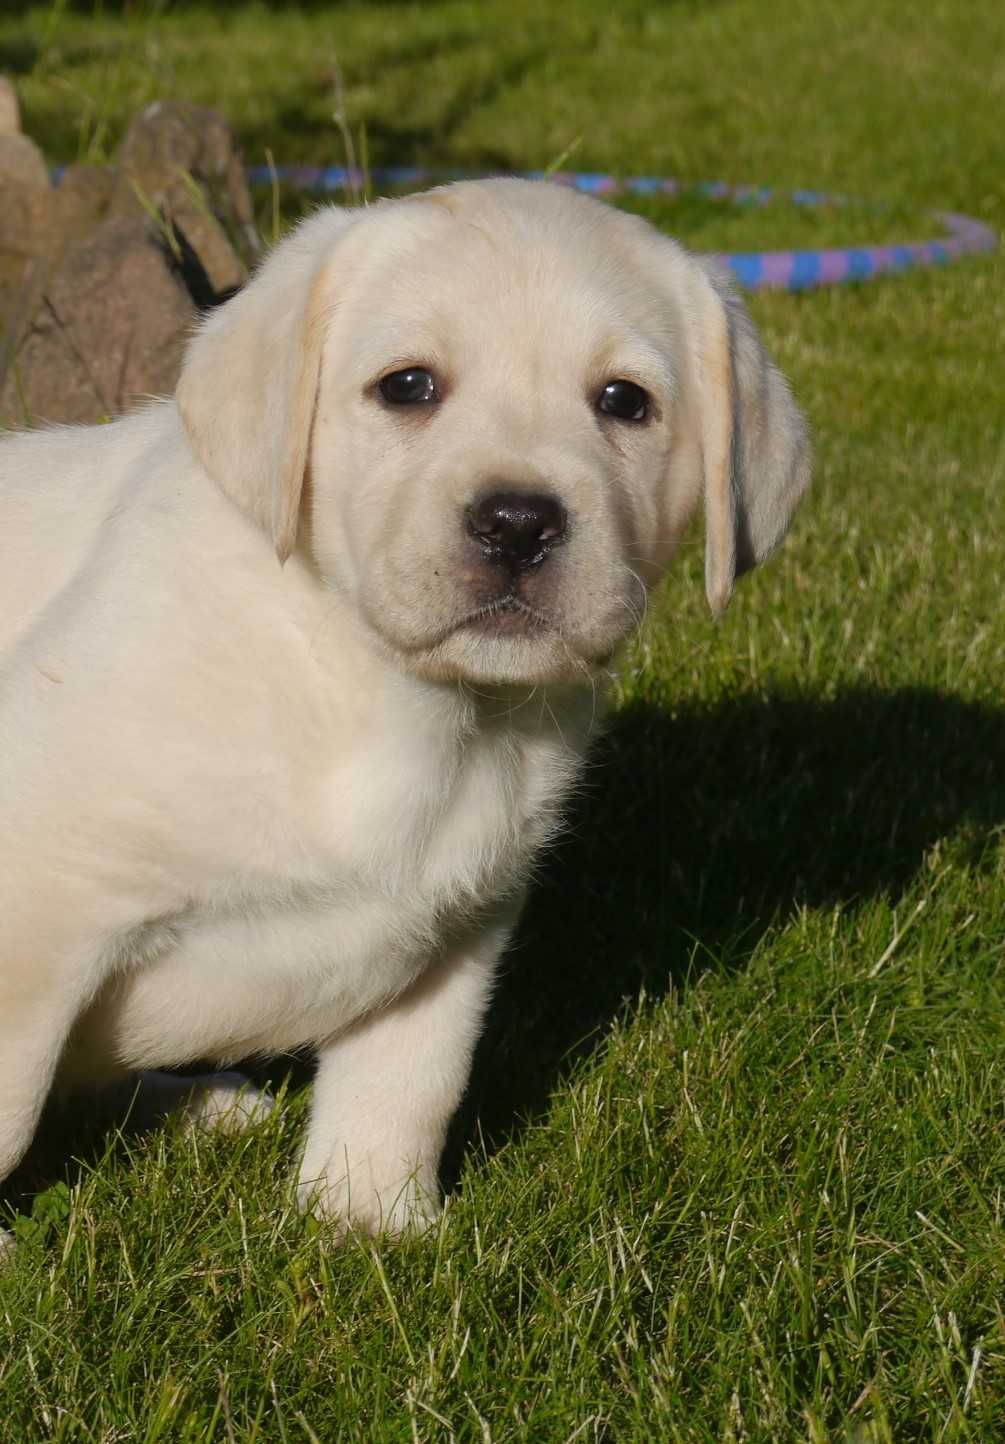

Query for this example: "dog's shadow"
[7,685,1005,1220]
[444,683,1005,1176]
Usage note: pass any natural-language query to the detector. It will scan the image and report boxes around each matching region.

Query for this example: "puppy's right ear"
[176,207,358,562]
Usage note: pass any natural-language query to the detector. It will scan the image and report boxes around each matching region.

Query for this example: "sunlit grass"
[1,0,1003,1439]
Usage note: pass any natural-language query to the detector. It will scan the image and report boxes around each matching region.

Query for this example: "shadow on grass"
[7,684,1005,1219]
[251,40,556,176]
[445,683,1005,1174]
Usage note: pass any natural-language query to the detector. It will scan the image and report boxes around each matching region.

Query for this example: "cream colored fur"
[0,179,809,1249]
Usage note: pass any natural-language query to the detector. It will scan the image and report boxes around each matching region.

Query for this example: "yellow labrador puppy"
[0,179,809,1248]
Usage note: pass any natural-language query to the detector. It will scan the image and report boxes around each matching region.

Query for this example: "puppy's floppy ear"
[686,257,811,615]
[176,207,358,562]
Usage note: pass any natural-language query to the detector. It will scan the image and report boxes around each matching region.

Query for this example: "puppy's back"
[0,406,172,657]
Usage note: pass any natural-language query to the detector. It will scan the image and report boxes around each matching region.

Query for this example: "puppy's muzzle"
[465,491,568,575]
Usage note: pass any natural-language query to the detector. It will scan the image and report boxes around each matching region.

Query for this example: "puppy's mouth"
[455,594,552,639]
[380,589,614,685]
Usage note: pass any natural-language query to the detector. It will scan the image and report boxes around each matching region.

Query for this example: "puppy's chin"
[391,625,602,688]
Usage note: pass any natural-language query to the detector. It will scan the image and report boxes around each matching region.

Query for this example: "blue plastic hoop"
[246,164,997,293]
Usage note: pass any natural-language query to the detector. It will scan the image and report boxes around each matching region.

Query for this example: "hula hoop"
[247,164,997,293]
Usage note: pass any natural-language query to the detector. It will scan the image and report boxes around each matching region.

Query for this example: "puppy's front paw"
[137,1070,275,1133]
[0,1228,15,1263]
[182,1072,276,1133]
[297,1155,441,1242]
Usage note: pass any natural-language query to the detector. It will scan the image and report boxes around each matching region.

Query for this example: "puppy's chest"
[310,718,571,915]
[81,714,582,1069]
[192,702,580,971]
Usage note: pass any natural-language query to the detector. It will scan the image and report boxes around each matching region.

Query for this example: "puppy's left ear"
[176,207,358,562]
[686,257,811,615]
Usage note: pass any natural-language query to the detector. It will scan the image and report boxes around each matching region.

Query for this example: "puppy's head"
[177,179,810,686]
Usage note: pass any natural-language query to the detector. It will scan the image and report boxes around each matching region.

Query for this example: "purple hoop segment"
[247,164,997,293]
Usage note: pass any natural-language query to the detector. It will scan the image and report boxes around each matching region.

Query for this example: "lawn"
[1,1,1004,1440]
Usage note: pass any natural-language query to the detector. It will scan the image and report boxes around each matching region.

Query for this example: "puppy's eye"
[379,368,439,406]
[597,379,649,423]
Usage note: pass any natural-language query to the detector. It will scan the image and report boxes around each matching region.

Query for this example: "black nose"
[466,491,568,571]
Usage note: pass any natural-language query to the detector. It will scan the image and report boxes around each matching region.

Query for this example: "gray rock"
[0,132,49,189]
[0,166,111,264]
[0,178,56,260]
[0,217,196,428]
[110,99,258,299]
[0,182,60,372]
[0,167,117,379]
[57,164,117,230]
[0,98,258,428]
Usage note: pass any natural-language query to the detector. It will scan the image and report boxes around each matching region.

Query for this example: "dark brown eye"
[379,367,438,405]
[597,379,649,422]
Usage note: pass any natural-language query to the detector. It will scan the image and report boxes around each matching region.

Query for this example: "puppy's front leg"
[0,964,99,1186]
[0,901,108,1253]
[298,905,519,1239]
[0,904,108,1259]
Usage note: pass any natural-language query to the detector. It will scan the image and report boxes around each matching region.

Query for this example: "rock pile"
[0,79,260,428]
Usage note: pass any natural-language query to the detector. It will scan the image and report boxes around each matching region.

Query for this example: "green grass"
[613,192,948,255]
[263,179,950,256]
[2,0,1005,1439]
